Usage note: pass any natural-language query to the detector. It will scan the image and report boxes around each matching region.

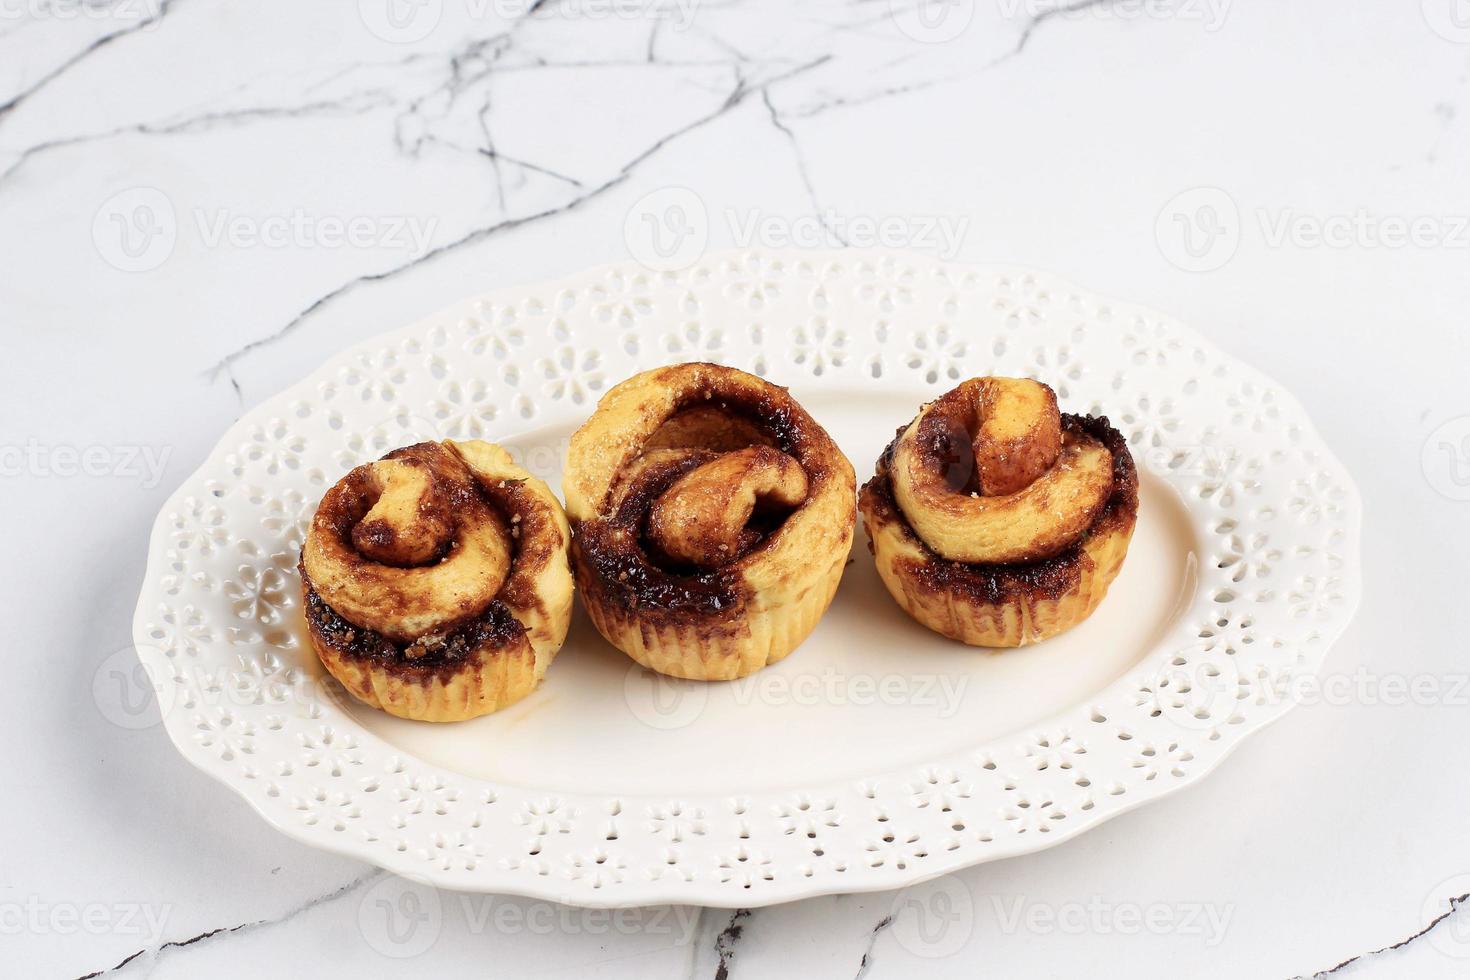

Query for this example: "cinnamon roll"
[564,363,857,680]
[859,377,1137,647]
[300,440,573,721]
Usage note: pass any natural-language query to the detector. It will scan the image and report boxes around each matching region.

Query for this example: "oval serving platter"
[134,250,1361,907]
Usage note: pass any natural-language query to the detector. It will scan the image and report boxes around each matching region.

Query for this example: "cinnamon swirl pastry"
[300,440,573,721]
[564,363,857,680]
[859,377,1138,647]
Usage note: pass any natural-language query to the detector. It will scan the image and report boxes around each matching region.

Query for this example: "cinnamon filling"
[301,570,528,680]
[572,385,827,619]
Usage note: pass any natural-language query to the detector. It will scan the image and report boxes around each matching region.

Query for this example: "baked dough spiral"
[300,440,573,721]
[859,377,1138,647]
[564,363,857,680]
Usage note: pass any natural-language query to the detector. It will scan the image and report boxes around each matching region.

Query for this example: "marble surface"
[4,1,1470,977]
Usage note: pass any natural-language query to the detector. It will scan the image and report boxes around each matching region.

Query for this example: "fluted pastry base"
[859,415,1138,648]
[302,580,548,722]
[572,539,849,681]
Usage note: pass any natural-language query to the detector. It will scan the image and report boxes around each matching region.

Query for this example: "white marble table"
[5,1,1470,976]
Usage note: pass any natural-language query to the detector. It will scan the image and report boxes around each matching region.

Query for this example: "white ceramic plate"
[134,251,1361,908]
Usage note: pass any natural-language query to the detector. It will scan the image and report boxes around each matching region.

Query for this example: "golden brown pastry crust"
[860,380,1137,647]
[300,440,573,721]
[564,363,857,680]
